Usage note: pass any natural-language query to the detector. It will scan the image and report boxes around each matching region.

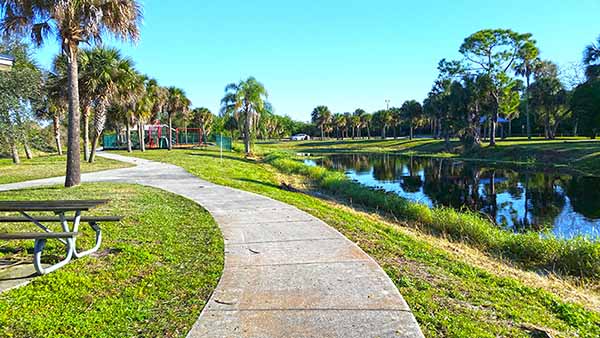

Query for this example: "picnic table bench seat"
[0,200,121,275]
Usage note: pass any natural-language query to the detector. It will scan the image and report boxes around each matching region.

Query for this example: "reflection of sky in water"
[304,157,600,240]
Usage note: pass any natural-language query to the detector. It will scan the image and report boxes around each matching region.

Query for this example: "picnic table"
[0,200,122,275]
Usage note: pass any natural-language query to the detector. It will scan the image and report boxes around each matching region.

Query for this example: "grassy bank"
[0,183,224,337]
[0,154,132,184]
[115,148,600,337]
[261,137,600,175]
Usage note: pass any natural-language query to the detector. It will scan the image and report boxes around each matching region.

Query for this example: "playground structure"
[103,120,223,150]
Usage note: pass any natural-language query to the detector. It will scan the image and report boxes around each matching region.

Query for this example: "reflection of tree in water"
[400,156,424,192]
[372,154,397,181]
[566,176,600,219]
[525,173,566,231]
[323,154,594,236]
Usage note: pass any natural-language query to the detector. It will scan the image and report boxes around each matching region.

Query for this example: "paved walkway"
[0,152,423,338]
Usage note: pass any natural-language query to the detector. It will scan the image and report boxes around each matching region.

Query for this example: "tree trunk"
[320,125,324,140]
[89,134,101,163]
[525,76,531,141]
[24,142,33,159]
[65,45,81,188]
[53,114,63,155]
[489,97,499,146]
[139,120,146,152]
[409,124,414,140]
[573,118,579,137]
[126,122,132,152]
[168,114,173,150]
[244,109,252,155]
[83,106,91,161]
[367,125,371,139]
[10,141,20,164]
[508,119,512,137]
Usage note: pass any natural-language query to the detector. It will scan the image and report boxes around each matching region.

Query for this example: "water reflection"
[306,154,600,240]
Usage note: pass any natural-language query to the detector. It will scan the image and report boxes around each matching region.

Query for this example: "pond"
[304,154,600,240]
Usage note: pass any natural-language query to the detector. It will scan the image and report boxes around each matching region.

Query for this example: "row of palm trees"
[45,47,192,162]
[310,101,425,141]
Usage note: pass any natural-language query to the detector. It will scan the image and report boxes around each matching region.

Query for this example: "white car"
[291,134,310,141]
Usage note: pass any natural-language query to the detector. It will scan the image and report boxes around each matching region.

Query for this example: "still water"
[305,154,600,240]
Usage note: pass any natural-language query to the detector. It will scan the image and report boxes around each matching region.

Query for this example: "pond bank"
[265,152,600,279]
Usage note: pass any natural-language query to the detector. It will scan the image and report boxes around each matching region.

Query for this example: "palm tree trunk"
[10,141,20,164]
[83,107,91,161]
[244,110,252,155]
[53,114,63,155]
[24,142,33,159]
[126,122,132,152]
[65,45,82,188]
[168,114,173,150]
[525,76,531,140]
[139,120,146,152]
[89,133,101,163]
[320,125,324,140]
[490,97,499,146]
[410,124,414,140]
[367,125,371,139]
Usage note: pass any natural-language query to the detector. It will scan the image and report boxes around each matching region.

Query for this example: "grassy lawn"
[0,154,133,185]
[115,148,600,337]
[261,137,600,175]
[0,183,224,337]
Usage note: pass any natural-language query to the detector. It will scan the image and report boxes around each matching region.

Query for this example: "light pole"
[0,54,14,71]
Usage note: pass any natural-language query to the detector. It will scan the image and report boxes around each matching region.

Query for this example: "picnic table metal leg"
[33,237,75,275]
[70,213,102,259]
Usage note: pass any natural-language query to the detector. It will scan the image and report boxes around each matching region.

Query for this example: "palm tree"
[584,35,600,80]
[82,47,135,162]
[401,100,424,140]
[166,87,190,150]
[134,77,155,152]
[361,112,372,139]
[221,77,268,155]
[353,109,366,138]
[0,0,143,187]
[333,113,346,139]
[514,41,540,140]
[193,107,213,144]
[311,106,332,140]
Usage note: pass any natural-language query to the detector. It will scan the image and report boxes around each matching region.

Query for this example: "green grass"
[0,154,133,185]
[115,148,600,337]
[0,183,224,338]
[261,137,600,175]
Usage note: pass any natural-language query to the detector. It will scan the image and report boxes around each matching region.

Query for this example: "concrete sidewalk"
[0,152,423,338]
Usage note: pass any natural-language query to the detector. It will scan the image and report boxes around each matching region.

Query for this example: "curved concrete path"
[0,152,423,338]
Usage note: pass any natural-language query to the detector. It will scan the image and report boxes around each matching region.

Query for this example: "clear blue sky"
[32,0,600,122]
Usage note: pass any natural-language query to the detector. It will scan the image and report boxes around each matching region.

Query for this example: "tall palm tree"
[311,105,332,140]
[82,47,135,162]
[166,87,190,150]
[0,0,143,187]
[221,77,268,155]
[401,100,424,140]
[514,41,540,140]
[584,35,600,80]
[134,77,155,152]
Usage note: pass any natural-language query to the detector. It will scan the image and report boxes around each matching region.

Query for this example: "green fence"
[215,134,232,151]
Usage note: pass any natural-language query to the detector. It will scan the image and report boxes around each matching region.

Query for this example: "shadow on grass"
[236,178,281,190]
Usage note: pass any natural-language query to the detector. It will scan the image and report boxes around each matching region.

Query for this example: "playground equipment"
[102,120,231,151]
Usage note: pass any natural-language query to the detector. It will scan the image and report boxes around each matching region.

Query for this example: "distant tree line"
[307,30,600,149]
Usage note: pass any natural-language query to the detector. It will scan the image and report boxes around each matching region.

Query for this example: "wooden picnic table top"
[0,200,109,212]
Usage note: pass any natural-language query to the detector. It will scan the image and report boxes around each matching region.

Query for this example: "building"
[0,54,15,71]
